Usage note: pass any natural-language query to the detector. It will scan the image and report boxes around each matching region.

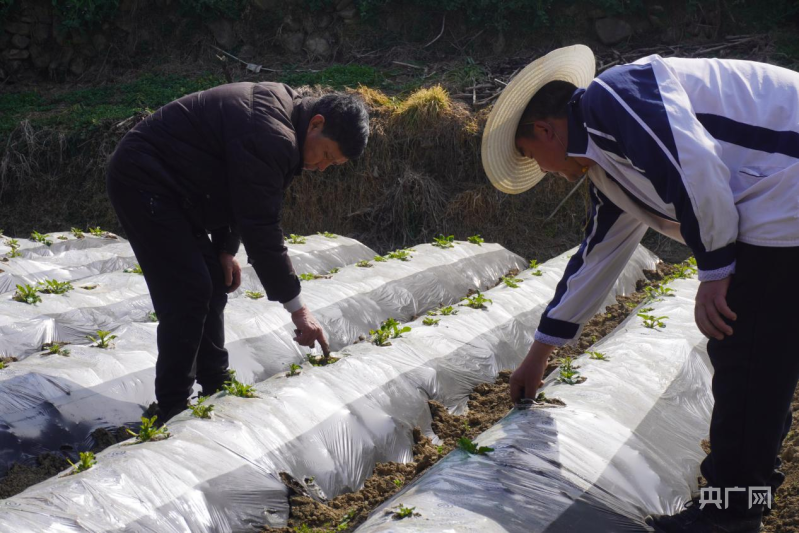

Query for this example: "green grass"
[279,64,384,90]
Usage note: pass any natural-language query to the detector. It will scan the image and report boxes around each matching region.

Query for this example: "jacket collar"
[566,88,589,156]
[291,97,318,175]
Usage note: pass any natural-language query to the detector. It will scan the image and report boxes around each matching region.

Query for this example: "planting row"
[357,276,710,532]
[0,246,657,532]
[0,240,526,476]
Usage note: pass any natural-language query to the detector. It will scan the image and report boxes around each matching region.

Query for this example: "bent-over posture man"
[107,82,369,421]
[482,45,799,532]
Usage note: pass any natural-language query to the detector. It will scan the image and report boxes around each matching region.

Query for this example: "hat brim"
[481,45,596,195]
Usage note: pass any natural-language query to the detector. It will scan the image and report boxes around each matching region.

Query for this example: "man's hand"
[510,341,556,404]
[219,252,242,293]
[695,276,736,340]
[291,306,331,355]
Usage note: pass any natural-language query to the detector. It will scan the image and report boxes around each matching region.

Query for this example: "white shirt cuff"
[698,261,736,282]
[282,295,304,313]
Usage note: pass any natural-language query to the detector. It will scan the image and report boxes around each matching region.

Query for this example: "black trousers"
[700,242,799,516]
[107,174,230,411]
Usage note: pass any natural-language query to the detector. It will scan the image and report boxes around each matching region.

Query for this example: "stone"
[648,14,665,29]
[4,22,31,35]
[649,4,666,14]
[283,13,302,32]
[69,55,86,76]
[3,48,30,60]
[335,0,353,10]
[238,44,256,59]
[11,34,30,48]
[316,13,333,29]
[207,19,237,49]
[595,17,632,46]
[631,17,651,35]
[29,44,51,68]
[304,33,331,58]
[280,30,305,54]
[92,33,108,52]
[302,15,316,34]
[32,23,50,42]
[338,7,357,20]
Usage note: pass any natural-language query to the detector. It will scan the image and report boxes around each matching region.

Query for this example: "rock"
[648,14,665,29]
[238,43,256,59]
[338,7,357,20]
[302,15,316,34]
[32,23,50,42]
[595,17,632,46]
[283,13,302,32]
[11,34,30,49]
[304,33,331,58]
[336,0,353,10]
[29,44,51,68]
[207,19,237,49]
[69,55,86,76]
[631,17,651,35]
[280,30,305,54]
[649,4,666,14]
[316,13,333,29]
[3,49,30,60]
[92,33,108,52]
[4,22,31,35]
[782,446,797,463]
[69,29,87,44]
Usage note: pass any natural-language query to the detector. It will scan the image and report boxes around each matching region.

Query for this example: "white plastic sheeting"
[0,245,656,533]
[0,241,524,476]
[355,276,712,533]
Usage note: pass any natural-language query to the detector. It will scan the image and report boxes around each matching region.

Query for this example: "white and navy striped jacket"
[536,54,799,347]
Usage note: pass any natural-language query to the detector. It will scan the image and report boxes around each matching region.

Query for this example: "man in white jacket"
[482,45,799,532]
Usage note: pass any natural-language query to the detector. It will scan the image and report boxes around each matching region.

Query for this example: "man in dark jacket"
[106,82,369,421]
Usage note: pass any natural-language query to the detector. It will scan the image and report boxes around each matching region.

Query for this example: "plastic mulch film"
[0,245,656,533]
[0,241,524,476]
[355,276,711,533]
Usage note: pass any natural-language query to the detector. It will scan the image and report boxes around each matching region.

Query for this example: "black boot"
[645,498,762,533]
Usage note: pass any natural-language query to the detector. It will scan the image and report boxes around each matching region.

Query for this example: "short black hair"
[312,94,370,160]
[515,80,577,140]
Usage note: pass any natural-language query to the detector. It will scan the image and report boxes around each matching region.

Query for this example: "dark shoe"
[645,499,762,533]
[143,401,188,426]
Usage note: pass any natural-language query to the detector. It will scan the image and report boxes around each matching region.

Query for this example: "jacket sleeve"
[226,132,301,306]
[210,226,241,256]
[535,184,648,347]
[583,58,737,281]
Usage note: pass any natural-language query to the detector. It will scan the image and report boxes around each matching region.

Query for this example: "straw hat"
[481,45,595,195]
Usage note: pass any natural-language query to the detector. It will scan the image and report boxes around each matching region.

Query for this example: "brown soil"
[0,454,70,499]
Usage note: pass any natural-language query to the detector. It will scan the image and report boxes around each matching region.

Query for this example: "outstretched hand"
[695,276,736,340]
[291,306,331,355]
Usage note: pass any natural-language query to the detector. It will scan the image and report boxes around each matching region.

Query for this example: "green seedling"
[13,284,42,304]
[329,267,340,274]
[639,307,654,313]
[89,227,105,236]
[644,284,674,302]
[317,231,338,239]
[81,284,98,290]
[394,504,416,519]
[124,264,143,275]
[58,235,68,240]
[502,276,523,288]
[535,392,548,402]
[436,445,445,454]
[370,318,411,346]
[457,436,494,455]
[306,353,339,366]
[671,263,697,279]
[422,317,440,326]
[639,313,668,329]
[67,451,96,473]
[336,510,356,531]
[426,310,439,316]
[6,239,21,258]
[287,234,307,244]
[556,356,584,385]
[461,292,492,309]
[30,231,52,246]
[245,290,265,299]
[386,248,413,261]
[587,351,609,361]
[393,479,404,488]
[299,273,321,281]
[70,227,85,239]
[467,234,484,246]
[223,370,257,398]
[37,279,73,294]
[439,305,458,316]
[373,255,388,262]
[0,361,5,370]
[126,416,169,442]
[432,234,455,249]
[46,342,71,356]
[148,311,158,322]
[189,396,214,419]
[293,525,312,533]
[529,259,543,276]
[287,363,302,377]
[356,260,373,268]
[624,301,638,308]
[87,330,117,348]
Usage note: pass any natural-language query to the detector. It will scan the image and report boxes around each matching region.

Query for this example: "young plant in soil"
[432,234,455,249]
[439,305,458,316]
[467,235,484,246]
[529,259,543,276]
[30,231,52,246]
[644,284,674,302]
[37,279,73,294]
[317,231,338,239]
[422,317,440,326]
[356,260,373,268]
[393,505,417,519]
[245,290,265,299]
[13,284,42,304]
[556,356,585,385]
[223,370,257,398]
[0,361,5,369]
[373,255,388,262]
[393,479,404,488]
[299,273,320,281]
[45,342,71,356]
[148,311,158,322]
[457,436,494,455]
[370,318,411,346]
[70,227,85,239]
[306,353,339,366]
[287,363,302,377]
[6,239,21,258]
[189,396,214,419]
[89,227,105,236]
[587,351,609,361]
[287,234,307,244]
[127,416,169,442]
[386,248,414,261]
[124,264,144,275]
[461,292,492,309]
[67,451,96,474]
[328,267,340,274]
[501,276,523,288]
[86,330,117,348]
[638,313,668,329]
